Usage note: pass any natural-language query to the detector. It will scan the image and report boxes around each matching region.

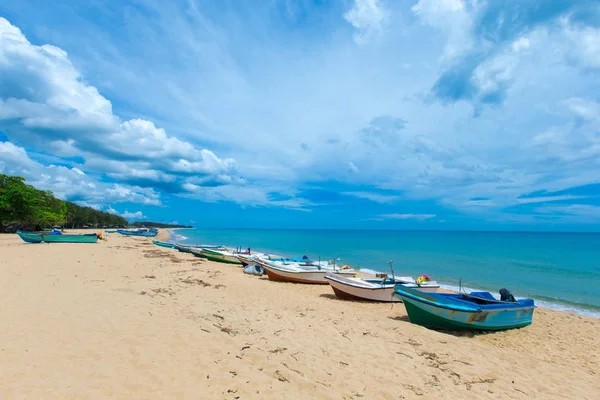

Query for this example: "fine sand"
[1,231,598,399]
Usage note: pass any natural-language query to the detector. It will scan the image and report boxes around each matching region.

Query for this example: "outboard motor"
[499,288,516,302]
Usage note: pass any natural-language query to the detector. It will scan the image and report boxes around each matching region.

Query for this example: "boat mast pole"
[388,260,396,282]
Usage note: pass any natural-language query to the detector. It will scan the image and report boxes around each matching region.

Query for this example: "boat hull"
[201,249,242,264]
[261,263,356,284]
[174,244,191,253]
[325,275,439,302]
[152,240,176,248]
[117,229,158,237]
[394,287,535,331]
[328,280,401,301]
[17,231,98,243]
[189,248,207,258]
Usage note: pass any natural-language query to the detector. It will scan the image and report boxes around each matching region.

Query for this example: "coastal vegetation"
[0,173,127,232]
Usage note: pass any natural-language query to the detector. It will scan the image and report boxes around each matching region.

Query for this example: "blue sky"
[1,0,600,231]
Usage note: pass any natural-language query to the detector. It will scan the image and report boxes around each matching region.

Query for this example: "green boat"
[17,231,98,244]
[200,248,242,264]
[393,285,535,331]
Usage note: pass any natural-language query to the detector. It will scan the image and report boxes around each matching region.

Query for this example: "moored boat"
[189,248,207,258]
[200,248,244,264]
[325,274,440,302]
[257,259,356,284]
[117,228,158,237]
[393,285,535,331]
[174,243,192,253]
[17,231,98,244]
[152,240,176,249]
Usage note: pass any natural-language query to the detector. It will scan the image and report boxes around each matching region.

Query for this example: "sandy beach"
[1,231,598,399]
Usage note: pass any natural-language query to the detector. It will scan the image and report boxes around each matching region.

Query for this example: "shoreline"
[173,232,600,319]
[1,231,598,398]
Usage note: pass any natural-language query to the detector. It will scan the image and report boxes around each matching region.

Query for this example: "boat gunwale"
[394,286,535,313]
[325,274,440,291]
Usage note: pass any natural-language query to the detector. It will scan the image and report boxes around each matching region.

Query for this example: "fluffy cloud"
[344,0,388,45]
[0,17,236,196]
[121,210,146,220]
[0,141,160,207]
[419,1,600,112]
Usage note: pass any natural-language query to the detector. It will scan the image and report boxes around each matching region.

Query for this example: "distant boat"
[393,285,535,331]
[152,240,176,249]
[117,228,158,237]
[17,231,98,244]
[257,259,356,284]
[325,274,440,302]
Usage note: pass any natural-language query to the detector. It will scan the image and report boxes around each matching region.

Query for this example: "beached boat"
[201,248,244,264]
[325,274,440,302]
[258,259,356,284]
[189,248,207,258]
[236,253,284,267]
[174,243,192,253]
[117,229,158,237]
[393,285,535,331]
[152,240,176,249]
[17,231,98,244]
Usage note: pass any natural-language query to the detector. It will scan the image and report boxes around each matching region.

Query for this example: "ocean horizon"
[173,228,600,318]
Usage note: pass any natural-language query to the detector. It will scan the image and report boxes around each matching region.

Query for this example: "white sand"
[1,231,598,399]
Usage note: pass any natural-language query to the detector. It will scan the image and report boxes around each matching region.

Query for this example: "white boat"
[257,259,356,284]
[325,274,440,302]
[237,253,282,266]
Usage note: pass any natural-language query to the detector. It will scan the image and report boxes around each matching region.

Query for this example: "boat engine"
[499,288,516,302]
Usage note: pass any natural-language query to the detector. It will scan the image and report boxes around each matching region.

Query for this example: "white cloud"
[343,191,400,204]
[0,141,161,206]
[0,17,236,195]
[182,183,313,211]
[380,213,436,221]
[563,22,600,70]
[535,204,600,218]
[121,210,146,220]
[344,0,388,45]
[411,0,472,59]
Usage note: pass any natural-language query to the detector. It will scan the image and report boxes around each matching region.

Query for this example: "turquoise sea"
[175,229,600,317]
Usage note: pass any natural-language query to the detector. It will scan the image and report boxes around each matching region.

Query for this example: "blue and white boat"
[117,228,158,237]
[393,285,535,331]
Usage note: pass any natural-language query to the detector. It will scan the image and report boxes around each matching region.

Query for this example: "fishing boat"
[393,285,535,331]
[200,248,244,264]
[174,243,192,253]
[17,231,98,244]
[325,274,440,302]
[257,259,356,284]
[117,228,158,237]
[189,248,207,258]
[236,253,284,266]
[152,240,176,249]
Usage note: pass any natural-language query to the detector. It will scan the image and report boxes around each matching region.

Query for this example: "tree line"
[0,174,128,232]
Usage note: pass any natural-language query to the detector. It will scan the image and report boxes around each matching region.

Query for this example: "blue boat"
[117,229,158,237]
[393,285,535,331]
[152,240,176,248]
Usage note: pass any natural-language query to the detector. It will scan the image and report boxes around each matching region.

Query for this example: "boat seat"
[469,292,496,300]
